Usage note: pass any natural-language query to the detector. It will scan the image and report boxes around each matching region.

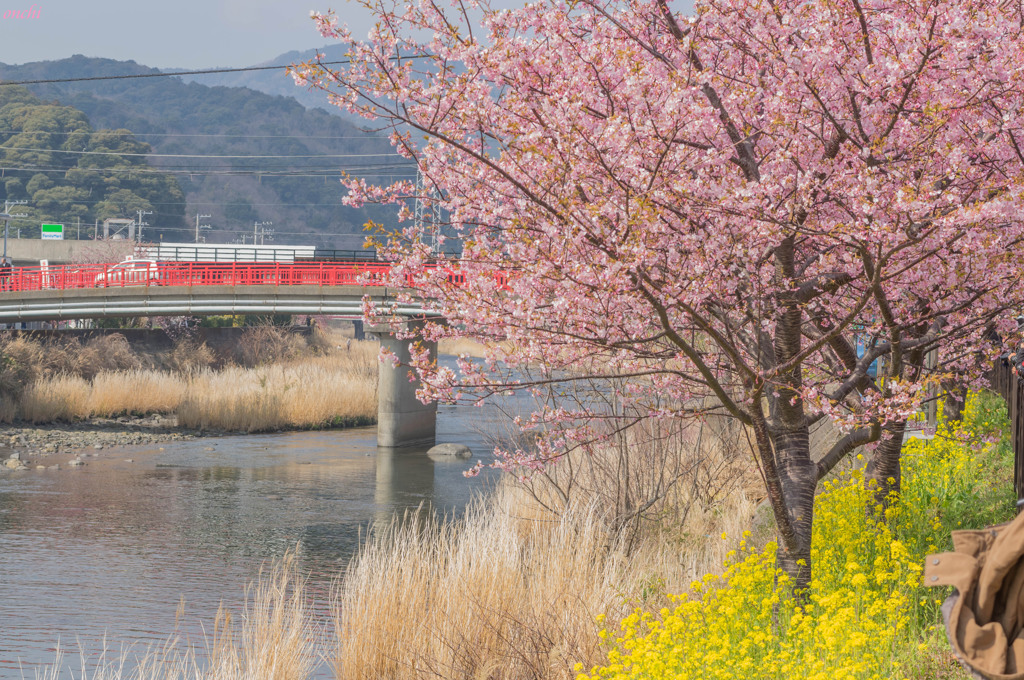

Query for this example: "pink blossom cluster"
[295,0,1024,483]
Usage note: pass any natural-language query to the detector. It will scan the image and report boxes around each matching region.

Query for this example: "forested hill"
[0,56,411,246]
[0,85,185,238]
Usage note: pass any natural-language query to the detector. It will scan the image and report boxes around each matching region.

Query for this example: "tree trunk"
[864,420,905,508]
[767,426,817,595]
[943,382,967,423]
[764,235,817,594]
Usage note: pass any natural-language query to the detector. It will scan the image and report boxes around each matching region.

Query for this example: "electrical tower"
[414,168,443,256]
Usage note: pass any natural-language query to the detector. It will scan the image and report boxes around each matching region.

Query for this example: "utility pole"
[136,209,153,243]
[195,213,211,243]
[253,220,273,246]
[1,199,28,260]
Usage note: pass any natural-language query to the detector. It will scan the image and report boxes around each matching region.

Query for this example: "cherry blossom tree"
[295,0,1024,589]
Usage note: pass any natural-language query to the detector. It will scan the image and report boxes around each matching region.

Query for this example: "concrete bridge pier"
[368,324,437,448]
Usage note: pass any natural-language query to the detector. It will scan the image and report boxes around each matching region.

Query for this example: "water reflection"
[0,425,488,677]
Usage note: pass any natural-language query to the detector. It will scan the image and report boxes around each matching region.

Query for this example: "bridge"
[0,261,441,449]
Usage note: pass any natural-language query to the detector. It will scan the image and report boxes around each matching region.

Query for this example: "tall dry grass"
[0,333,140,387]
[332,421,765,680]
[18,370,187,423]
[12,341,379,431]
[89,370,188,417]
[438,336,493,358]
[334,499,616,680]
[19,374,92,422]
[177,346,377,432]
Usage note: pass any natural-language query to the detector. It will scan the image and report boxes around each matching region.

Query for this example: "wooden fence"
[990,358,1024,504]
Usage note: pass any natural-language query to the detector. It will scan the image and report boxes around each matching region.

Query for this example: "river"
[0,395,512,678]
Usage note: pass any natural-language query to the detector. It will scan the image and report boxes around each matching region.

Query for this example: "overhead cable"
[0,146,407,159]
[0,55,430,86]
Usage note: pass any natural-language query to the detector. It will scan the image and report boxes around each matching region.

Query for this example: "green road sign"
[41,224,63,240]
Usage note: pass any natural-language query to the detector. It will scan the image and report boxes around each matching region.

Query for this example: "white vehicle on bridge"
[94,258,162,287]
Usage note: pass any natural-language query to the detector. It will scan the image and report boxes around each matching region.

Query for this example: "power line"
[0,163,416,177]
[0,146,406,159]
[0,159,413,168]
[0,197,406,208]
[0,56,430,86]
[0,130,392,140]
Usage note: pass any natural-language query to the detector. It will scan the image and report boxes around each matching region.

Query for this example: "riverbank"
[0,327,378,439]
[0,415,202,471]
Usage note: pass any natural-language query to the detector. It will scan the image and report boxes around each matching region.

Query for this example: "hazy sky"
[0,0,370,69]
[0,0,695,70]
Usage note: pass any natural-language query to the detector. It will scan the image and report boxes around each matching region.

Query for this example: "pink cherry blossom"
[298,0,1024,589]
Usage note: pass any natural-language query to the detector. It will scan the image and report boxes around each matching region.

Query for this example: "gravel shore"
[0,415,213,471]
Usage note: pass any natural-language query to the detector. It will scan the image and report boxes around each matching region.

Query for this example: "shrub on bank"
[0,333,140,385]
[579,393,1013,680]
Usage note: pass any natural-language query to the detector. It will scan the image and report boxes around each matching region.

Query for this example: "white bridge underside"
[0,285,433,322]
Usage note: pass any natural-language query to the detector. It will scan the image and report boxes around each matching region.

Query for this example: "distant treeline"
[0,56,412,246]
[0,85,184,238]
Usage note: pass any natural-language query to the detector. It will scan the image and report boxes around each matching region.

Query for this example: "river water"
[0,396,513,678]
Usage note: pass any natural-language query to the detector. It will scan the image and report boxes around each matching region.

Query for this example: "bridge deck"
[0,262,435,322]
[0,284,430,322]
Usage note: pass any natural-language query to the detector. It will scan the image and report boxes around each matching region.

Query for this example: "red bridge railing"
[0,261,397,293]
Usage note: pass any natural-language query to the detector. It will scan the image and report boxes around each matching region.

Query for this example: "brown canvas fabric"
[925,512,1024,679]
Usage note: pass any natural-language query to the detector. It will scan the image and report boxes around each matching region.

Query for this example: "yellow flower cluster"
[578,393,1013,680]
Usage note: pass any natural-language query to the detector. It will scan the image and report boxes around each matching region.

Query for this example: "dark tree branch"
[816,423,880,479]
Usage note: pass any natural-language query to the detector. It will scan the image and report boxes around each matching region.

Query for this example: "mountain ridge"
[0,55,409,248]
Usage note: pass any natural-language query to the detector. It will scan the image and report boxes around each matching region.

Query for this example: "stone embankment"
[0,415,203,471]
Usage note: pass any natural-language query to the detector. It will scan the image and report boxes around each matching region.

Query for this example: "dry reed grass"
[19,374,91,422]
[206,552,319,680]
[333,498,615,680]
[18,370,188,423]
[177,345,378,432]
[1,334,140,385]
[89,370,188,417]
[12,341,379,431]
[164,339,216,375]
[75,334,141,379]
[233,325,309,367]
[331,422,764,680]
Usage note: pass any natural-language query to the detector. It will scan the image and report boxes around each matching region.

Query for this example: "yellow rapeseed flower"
[578,392,1014,680]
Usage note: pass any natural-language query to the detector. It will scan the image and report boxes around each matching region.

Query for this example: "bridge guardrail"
[0,261,397,293]
[0,261,509,294]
